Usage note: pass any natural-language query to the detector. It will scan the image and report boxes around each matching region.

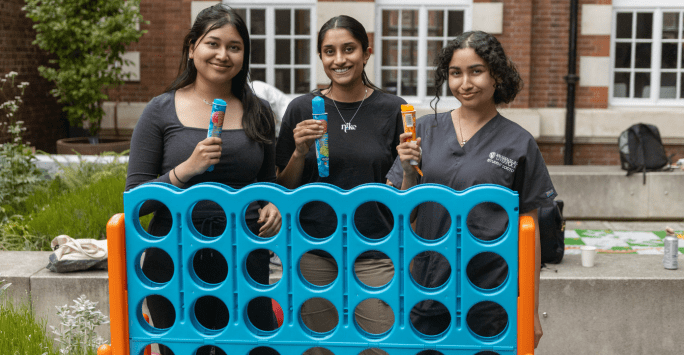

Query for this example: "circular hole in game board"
[147,344,174,355]
[248,297,283,331]
[303,347,335,355]
[466,252,508,290]
[358,348,389,355]
[353,201,394,239]
[244,200,281,238]
[299,250,338,287]
[138,200,169,238]
[410,251,450,289]
[411,202,451,240]
[299,201,337,239]
[142,295,175,330]
[354,251,394,287]
[354,298,394,335]
[141,248,174,284]
[195,345,227,355]
[191,200,227,238]
[300,297,339,333]
[249,347,280,355]
[410,300,450,336]
[194,296,229,331]
[246,249,281,285]
[416,351,444,355]
[466,202,508,242]
[466,301,508,337]
[192,248,228,285]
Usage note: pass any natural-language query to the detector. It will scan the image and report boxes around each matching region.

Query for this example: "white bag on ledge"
[47,235,108,273]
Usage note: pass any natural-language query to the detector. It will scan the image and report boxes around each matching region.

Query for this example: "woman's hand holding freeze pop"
[171,137,223,186]
[292,119,324,158]
[397,132,422,176]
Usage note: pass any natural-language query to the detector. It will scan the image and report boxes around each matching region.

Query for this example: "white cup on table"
[581,246,597,267]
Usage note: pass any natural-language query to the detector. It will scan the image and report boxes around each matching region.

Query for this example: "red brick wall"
[0,0,67,153]
[498,0,532,109]
[540,142,684,166]
[107,0,192,102]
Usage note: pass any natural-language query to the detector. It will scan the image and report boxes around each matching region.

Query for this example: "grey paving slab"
[0,251,51,303]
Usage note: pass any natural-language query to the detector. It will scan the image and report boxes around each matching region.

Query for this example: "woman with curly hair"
[387,31,554,350]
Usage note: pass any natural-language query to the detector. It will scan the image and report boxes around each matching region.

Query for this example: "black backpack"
[539,200,565,264]
[618,123,671,184]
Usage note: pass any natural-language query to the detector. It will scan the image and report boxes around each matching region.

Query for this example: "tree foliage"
[23,0,147,137]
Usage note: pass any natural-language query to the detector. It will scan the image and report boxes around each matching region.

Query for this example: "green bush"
[0,299,60,355]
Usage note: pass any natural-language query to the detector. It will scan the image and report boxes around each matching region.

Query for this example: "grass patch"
[0,299,59,355]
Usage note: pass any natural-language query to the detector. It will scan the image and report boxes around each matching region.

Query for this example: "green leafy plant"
[0,283,60,355]
[23,0,147,138]
[50,295,108,355]
[0,72,44,210]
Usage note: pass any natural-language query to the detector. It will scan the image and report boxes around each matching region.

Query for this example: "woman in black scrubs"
[388,31,554,350]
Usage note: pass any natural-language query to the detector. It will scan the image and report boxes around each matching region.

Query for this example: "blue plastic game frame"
[119,182,527,355]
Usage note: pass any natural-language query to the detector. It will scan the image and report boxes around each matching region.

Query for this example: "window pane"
[295,39,309,65]
[295,9,310,35]
[634,72,650,98]
[426,69,437,97]
[634,43,651,68]
[401,70,417,96]
[294,68,310,94]
[662,12,679,40]
[234,8,247,21]
[275,39,290,65]
[382,40,398,66]
[660,73,677,99]
[382,70,398,95]
[275,68,291,93]
[448,10,465,37]
[275,9,290,35]
[427,10,444,37]
[613,72,630,98]
[251,68,266,82]
[383,10,399,36]
[251,39,265,64]
[614,43,632,68]
[661,43,678,69]
[636,13,653,39]
[402,40,418,66]
[427,40,442,67]
[251,9,265,35]
[616,13,632,39]
[402,10,418,37]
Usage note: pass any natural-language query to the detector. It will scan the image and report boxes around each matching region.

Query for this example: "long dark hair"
[316,15,382,93]
[166,4,273,144]
[431,31,523,114]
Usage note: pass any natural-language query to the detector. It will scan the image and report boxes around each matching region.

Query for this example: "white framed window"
[231,4,316,94]
[611,7,684,105]
[375,4,469,104]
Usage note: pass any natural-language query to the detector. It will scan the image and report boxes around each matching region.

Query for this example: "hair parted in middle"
[166,4,274,144]
[316,15,382,92]
[431,30,523,113]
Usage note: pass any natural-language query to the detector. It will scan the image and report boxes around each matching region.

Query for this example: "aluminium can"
[663,236,679,270]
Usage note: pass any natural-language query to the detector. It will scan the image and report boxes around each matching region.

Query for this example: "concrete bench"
[2,251,683,354]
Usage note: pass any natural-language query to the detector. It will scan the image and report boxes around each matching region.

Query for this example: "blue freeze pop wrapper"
[206,98,227,172]
[312,96,329,177]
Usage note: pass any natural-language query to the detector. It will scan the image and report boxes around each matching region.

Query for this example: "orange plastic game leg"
[107,213,130,355]
[518,216,535,355]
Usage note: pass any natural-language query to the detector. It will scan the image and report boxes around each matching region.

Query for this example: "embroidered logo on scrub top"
[487,152,518,173]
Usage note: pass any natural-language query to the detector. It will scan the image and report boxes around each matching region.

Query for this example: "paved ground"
[565,220,684,255]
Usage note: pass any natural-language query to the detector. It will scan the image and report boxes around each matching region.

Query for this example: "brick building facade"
[2,0,683,163]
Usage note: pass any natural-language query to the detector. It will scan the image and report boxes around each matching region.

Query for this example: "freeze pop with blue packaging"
[206,98,227,172]
[312,96,329,177]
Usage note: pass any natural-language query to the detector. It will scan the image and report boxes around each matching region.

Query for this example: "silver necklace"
[193,86,213,106]
[458,110,468,146]
[330,87,367,133]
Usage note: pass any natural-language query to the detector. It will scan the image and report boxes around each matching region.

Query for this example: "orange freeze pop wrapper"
[400,104,423,176]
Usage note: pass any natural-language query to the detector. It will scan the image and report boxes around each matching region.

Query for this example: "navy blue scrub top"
[387,111,556,316]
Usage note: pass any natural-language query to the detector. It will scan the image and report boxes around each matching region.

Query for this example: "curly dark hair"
[431,31,523,112]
